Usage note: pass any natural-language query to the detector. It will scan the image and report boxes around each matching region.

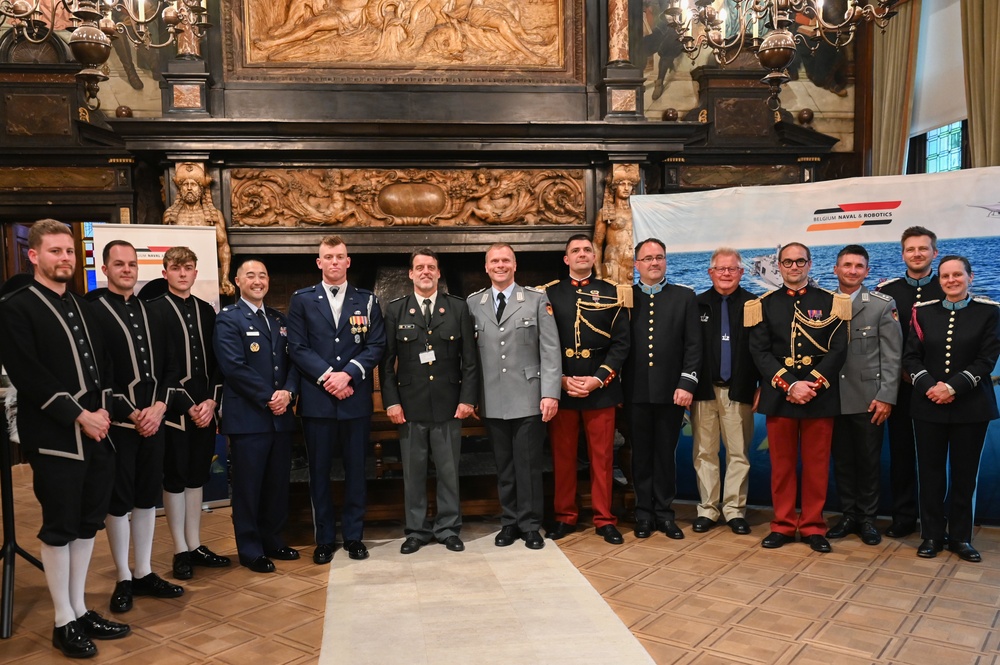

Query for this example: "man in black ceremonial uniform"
[544,234,630,544]
[381,248,478,555]
[875,226,945,538]
[147,246,231,580]
[91,240,184,613]
[0,220,130,658]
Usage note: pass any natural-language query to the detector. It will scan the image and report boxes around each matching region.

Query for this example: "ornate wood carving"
[593,164,638,285]
[230,168,586,228]
[223,0,584,85]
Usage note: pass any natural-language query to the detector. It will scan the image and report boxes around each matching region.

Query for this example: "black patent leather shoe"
[727,517,751,535]
[859,521,882,546]
[495,525,521,547]
[948,541,982,563]
[442,536,465,552]
[546,521,576,540]
[596,525,624,545]
[172,551,193,580]
[132,573,184,598]
[265,546,300,561]
[692,517,716,533]
[657,520,685,540]
[762,531,794,549]
[189,545,231,567]
[313,543,335,564]
[917,538,944,558]
[523,530,545,550]
[52,620,97,658]
[634,520,653,538]
[806,534,832,553]
[240,555,276,573]
[885,521,917,538]
[109,580,133,614]
[825,516,857,539]
[400,537,423,555]
[345,540,369,560]
[77,610,130,640]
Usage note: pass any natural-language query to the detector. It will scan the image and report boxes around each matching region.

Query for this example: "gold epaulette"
[616,283,633,309]
[537,279,559,290]
[743,290,775,327]
[832,292,852,321]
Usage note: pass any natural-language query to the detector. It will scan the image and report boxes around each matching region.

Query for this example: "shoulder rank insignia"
[538,279,559,290]
[913,299,939,308]
[973,295,1000,306]
[870,291,892,302]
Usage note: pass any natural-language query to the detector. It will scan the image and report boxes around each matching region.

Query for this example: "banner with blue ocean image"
[631,166,1000,522]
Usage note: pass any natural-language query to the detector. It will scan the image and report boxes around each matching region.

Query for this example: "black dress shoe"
[76,610,130,640]
[109,580,133,614]
[917,538,944,558]
[806,534,832,553]
[345,540,369,560]
[762,531,794,549]
[52,620,97,658]
[657,520,685,540]
[546,521,576,540]
[240,555,276,573]
[885,521,917,538]
[825,516,858,539]
[859,521,882,546]
[265,546,300,561]
[948,541,982,563]
[692,517,716,533]
[523,530,545,550]
[596,525,624,545]
[189,545,231,567]
[495,525,521,547]
[634,520,653,538]
[727,517,751,535]
[172,551,193,580]
[313,543,335,564]
[442,536,465,552]
[132,573,184,598]
[400,537,423,555]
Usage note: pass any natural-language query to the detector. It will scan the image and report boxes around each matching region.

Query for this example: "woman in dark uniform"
[903,255,1000,562]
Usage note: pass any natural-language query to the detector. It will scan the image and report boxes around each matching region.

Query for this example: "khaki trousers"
[690,385,753,521]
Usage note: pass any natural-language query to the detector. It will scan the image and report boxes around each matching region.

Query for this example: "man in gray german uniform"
[0,220,130,658]
[543,234,630,544]
[381,248,478,554]
[827,245,902,546]
[746,242,849,553]
[467,243,561,550]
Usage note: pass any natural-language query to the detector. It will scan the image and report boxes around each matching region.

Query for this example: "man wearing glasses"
[622,238,702,540]
[745,243,850,553]
[691,248,760,536]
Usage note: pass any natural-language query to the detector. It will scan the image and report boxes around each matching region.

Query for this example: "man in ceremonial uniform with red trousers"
[746,242,850,553]
[543,234,631,544]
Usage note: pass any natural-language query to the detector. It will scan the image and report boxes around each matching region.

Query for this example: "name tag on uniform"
[419,350,437,364]
[246,331,260,337]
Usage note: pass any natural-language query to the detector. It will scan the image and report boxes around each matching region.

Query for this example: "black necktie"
[496,293,506,323]
[422,298,432,327]
[255,308,270,335]
[330,285,339,298]
[720,296,731,382]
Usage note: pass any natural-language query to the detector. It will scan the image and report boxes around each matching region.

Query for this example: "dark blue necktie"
[720,295,732,382]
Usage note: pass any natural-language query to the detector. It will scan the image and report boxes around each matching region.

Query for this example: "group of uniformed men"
[0,220,965,659]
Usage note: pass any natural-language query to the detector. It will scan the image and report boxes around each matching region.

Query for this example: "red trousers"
[548,406,616,527]
[765,416,833,537]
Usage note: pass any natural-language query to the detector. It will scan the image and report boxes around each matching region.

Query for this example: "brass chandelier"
[0,0,210,110]
[665,0,899,108]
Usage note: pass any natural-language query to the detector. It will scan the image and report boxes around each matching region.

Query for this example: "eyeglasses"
[636,255,665,264]
[779,258,809,268]
[709,266,742,274]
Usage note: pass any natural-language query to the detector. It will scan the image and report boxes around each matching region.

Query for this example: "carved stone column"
[601,0,645,121]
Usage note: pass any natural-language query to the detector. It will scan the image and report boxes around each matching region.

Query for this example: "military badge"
[250,342,260,353]
[546,303,553,315]
[409,308,416,315]
[891,308,899,321]
[807,309,823,319]
[279,326,287,337]
[439,307,445,314]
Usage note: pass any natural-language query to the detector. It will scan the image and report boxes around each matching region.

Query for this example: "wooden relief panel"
[223,0,583,84]
[230,168,586,228]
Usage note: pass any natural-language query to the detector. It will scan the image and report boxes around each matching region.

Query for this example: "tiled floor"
[3,461,1000,664]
